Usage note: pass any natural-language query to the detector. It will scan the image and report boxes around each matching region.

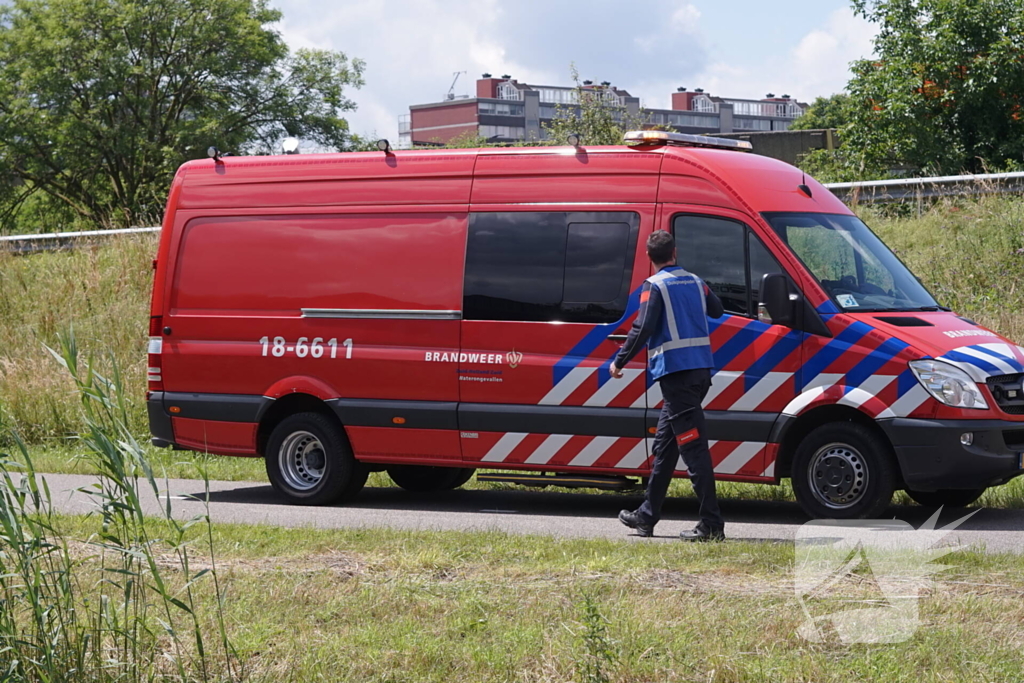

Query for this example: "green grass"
[45,514,1024,683]
[863,198,1024,343]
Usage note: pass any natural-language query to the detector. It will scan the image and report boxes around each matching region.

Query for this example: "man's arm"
[704,282,725,319]
[611,282,663,376]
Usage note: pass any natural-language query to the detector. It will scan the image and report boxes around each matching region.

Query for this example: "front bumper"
[879,418,1024,492]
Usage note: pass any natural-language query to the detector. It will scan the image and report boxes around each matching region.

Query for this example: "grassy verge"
[47,514,1024,683]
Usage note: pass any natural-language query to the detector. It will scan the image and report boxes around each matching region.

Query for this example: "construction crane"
[446,71,467,100]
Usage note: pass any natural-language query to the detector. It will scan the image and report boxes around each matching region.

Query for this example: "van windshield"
[763,212,941,312]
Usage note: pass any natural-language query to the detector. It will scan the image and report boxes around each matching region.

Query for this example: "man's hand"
[609,363,624,379]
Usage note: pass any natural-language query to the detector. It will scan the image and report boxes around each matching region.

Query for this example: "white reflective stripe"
[633,381,663,408]
[481,432,528,462]
[762,461,776,478]
[959,345,1019,375]
[654,279,681,342]
[568,436,619,467]
[803,372,844,392]
[728,372,791,411]
[837,387,878,409]
[887,384,930,417]
[613,440,648,469]
[714,442,764,475]
[782,385,828,417]
[701,370,742,408]
[524,434,574,464]
[584,368,643,406]
[539,366,595,405]
[649,336,712,358]
[852,374,896,402]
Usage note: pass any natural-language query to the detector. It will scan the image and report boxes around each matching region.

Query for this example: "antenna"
[446,70,467,101]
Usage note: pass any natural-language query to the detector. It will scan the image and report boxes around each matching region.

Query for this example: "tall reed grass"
[0,330,237,682]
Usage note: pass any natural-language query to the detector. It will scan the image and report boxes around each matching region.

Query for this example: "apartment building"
[399,75,807,147]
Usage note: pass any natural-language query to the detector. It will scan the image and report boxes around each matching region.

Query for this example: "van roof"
[175,144,850,216]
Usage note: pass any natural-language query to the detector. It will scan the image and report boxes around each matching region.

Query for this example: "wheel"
[446,468,476,490]
[791,422,897,519]
[264,412,368,505]
[906,488,985,508]
[387,465,470,493]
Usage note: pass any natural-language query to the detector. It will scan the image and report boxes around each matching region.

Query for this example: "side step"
[477,472,641,491]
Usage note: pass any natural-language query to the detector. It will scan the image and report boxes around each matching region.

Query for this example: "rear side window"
[673,214,784,317]
[464,212,639,323]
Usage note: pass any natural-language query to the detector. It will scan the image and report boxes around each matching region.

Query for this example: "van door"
[456,209,654,473]
[666,209,801,480]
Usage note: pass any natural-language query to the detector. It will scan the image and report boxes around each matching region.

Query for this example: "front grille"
[987,373,1024,415]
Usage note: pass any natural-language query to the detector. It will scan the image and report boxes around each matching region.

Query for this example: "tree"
[0,0,364,230]
[543,64,651,146]
[790,93,853,131]
[845,0,1024,175]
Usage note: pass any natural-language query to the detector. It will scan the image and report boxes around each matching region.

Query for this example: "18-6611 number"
[258,336,353,359]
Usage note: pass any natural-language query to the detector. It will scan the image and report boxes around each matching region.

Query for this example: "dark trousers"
[637,368,724,531]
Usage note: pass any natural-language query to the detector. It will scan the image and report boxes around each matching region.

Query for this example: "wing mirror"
[759,273,797,327]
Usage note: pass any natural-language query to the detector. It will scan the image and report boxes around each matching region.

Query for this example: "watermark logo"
[794,508,977,644]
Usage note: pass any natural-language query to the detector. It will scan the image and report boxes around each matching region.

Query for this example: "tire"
[906,488,985,508]
[791,422,897,519]
[264,412,368,505]
[446,468,476,490]
[387,465,470,493]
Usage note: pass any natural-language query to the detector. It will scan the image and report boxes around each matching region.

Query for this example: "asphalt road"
[33,473,1024,554]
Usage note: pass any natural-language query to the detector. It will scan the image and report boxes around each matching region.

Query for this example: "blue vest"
[647,266,714,380]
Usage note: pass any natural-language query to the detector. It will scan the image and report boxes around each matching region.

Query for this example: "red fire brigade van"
[147,131,1024,519]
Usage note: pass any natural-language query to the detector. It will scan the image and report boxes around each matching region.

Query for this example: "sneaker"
[679,523,725,542]
[618,509,653,537]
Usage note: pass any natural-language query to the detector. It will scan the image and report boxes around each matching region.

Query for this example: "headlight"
[909,360,989,410]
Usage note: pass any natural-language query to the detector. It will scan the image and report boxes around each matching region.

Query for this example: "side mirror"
[759,273,796,327]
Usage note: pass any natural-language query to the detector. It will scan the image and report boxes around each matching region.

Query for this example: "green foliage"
[790,93,853,131]
[543,64,651,147]
[846,0,1024,175]
[797,147,888,184]
[575,592,617,683]
[0,0,364,231]
[0,331,235,682]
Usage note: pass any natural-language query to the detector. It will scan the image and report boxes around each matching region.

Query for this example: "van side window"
[672,215,748,315]
[672,215,784,318]
[464,212,638,323]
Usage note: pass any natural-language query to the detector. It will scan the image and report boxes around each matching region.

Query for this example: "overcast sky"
[274,0,877,143]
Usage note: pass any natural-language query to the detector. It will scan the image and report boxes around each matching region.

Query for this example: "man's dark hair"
[646,230,675,264]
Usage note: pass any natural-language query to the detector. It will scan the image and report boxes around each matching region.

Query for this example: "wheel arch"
[772,404,900,485]
[257,392,345,457]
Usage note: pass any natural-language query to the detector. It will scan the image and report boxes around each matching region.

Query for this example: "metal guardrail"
[0,226,160,254]
[824,171,1024,204]
[3,170,1024,253]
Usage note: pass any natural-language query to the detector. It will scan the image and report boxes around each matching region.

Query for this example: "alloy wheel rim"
[807,442,868,510]
[278,431,326,491]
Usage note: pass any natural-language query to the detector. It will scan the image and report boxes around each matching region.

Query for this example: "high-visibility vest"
[646,266,714,379]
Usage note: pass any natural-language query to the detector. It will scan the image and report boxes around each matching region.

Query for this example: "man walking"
[610,230,726,541]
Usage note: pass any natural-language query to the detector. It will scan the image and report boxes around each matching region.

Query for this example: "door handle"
[607,334,628,342]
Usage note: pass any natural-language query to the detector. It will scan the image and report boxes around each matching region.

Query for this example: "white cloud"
[671,6,876,105]
[268,1,875,145]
